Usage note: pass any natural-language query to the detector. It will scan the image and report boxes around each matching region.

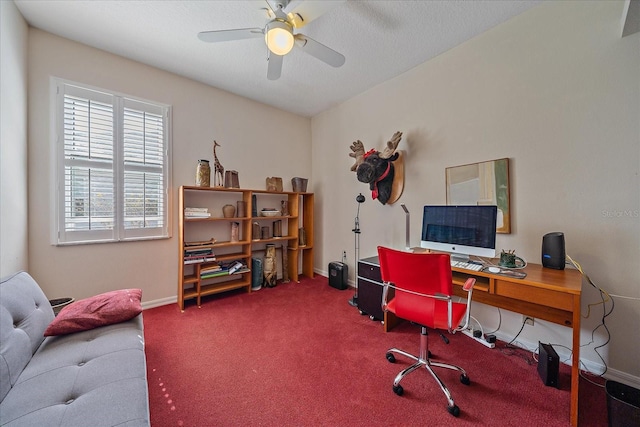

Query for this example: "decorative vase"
[236,201,246,218]
[261,226,271,240]
[222,204,236,218]
[273,220,282,237]
[195,160,210,187]
[281,243,289,283]
[230,222,239,242]
[252,195,258,217]
[291,177,308,192]
[263,244,277,288]
[280,200,289,216]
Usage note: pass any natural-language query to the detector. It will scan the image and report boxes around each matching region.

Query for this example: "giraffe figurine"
[212,140,224,187]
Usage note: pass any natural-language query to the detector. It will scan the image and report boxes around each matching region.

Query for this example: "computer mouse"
[488,267,501,274]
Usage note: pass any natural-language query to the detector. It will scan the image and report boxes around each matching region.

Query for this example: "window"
[51,79,171,245]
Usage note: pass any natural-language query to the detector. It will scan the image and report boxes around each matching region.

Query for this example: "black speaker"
[542,232,565,270]
[328,262,348,290]
[538,342,559,387]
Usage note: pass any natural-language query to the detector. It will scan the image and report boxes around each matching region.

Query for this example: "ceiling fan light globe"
[265,21,294,55]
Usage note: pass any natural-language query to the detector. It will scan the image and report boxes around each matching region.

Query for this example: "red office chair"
[377,246,476,417]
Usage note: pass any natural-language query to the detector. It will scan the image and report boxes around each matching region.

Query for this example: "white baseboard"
[142,296,176,310]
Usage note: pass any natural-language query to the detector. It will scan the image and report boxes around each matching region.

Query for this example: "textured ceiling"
[15,0,543,117]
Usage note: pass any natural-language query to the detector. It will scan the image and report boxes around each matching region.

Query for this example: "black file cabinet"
[357,256,384,320]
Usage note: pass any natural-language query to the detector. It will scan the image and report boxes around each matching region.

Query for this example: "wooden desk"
[449,263,582,426]
[363,256,583,426]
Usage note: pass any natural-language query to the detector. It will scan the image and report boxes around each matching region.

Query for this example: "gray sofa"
[0,271,150,427]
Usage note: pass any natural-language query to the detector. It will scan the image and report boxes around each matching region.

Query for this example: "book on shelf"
[184,248,214,256]
[184,253,214,260]
[201,264,221,274]
[184,257,216,265]
[184,207,211,218]
[184,238,216,247]
[199,261,249,279]
[185,212,211,218]
[228,261,244,274]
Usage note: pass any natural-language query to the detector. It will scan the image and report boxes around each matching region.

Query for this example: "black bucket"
[606,380,640,427]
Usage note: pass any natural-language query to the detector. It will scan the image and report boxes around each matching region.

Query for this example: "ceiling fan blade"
[294,34,345,67]
[198,28,263,43]
[286,0,346,28]
[267,51,284,80]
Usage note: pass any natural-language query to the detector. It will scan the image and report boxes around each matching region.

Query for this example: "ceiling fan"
[198,0,346,80]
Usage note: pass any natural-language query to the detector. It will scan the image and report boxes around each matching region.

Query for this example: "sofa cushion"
[44,288,142,336]
[0,272,55,402]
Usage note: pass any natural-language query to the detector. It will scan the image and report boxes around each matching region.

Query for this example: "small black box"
[538,342,559,388]
[328,262,348,290]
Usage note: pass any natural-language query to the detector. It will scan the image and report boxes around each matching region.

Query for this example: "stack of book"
[184,246,215,264]
[200,261,249,279]
[184,207,211,218]
[200,263,223,279]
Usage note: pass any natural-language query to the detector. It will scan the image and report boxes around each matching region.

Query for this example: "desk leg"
[570,295,581,426]
[383,311,402,332]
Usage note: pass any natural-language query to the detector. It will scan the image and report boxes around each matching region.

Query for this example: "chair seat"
[387,294,468,331]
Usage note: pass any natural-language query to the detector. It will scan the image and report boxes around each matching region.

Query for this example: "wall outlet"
[523,316,535,326]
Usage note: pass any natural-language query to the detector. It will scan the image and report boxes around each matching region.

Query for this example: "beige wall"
[312,1,640,382]
[0,1,29,277]
[26,29,311,304]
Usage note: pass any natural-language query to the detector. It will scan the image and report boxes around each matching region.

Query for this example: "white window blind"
[52,79,171,245]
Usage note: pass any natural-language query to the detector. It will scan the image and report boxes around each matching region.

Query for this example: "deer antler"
[379,131,402,159]
[349,140,365,172]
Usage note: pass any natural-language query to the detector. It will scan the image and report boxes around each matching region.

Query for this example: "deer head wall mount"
[349,131,404,205]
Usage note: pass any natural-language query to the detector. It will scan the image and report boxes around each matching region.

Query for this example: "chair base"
[386,327,470,417]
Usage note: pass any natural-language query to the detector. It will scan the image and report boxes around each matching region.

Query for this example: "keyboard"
[450,260,483,271]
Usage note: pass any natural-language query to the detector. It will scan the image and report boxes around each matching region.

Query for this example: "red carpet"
[143,275,607,426]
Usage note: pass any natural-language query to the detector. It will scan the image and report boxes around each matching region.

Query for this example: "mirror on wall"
[446,158,510,234]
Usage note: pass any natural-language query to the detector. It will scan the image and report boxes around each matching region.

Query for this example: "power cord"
[566,254,613,378]
[484,308,502,335]
[500,316,536,365]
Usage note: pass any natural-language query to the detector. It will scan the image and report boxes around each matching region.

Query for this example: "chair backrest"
[378,246,453,295]
[377,246,454,328]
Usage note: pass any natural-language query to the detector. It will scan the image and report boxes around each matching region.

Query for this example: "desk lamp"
[401,204,411,251]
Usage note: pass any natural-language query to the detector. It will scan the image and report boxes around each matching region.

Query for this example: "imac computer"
[420,205,498,262]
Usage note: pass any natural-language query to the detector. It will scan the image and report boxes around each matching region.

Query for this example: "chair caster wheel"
[359,310,365,315]
[447,404,460,417]
[386,353,396,363]
[393,384,403,396]
[369,315,375,320]
[460,374,470,385]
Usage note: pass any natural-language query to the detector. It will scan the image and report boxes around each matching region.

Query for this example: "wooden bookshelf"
[178,186,314,310]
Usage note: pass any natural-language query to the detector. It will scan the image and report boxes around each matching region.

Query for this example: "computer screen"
[420,205,498,261]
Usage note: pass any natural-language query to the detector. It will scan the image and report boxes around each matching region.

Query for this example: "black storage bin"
[606,380,640,427]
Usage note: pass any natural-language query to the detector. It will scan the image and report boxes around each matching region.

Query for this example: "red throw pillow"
[44,289,142,336]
